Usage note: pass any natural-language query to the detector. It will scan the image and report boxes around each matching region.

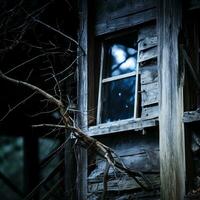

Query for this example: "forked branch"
[0,71,152,191]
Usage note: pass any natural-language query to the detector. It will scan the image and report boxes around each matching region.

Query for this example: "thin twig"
[0,91,36,121]
[32,124,65,129]
[33,18,85,55]
[5,52,63,75]
[0,71,63,107]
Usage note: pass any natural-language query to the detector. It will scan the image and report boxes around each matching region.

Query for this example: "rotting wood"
[158,0,185,199]
[95,8,156,36]
[138,46,157,63]
[141,82,159,106]
[138,24,157,41]
[95,0,156,24]
[140,65,158,85]
[89,152,160,177]
[141,104,159,120]
[88,174,160,193]
[138,36,157,51]
[87,118,158,136]
[88,190,160,200]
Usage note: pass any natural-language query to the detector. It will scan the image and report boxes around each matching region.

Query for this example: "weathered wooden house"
[0,0,200,200]
[75,0,200,199]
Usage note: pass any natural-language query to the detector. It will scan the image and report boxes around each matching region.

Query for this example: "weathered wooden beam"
[95,0,156,24]
[64,133,77,199]
[158,0,186,199]
[95,8,156,36]
[87,118,158,136]
[183,110,200,123]
[77,0,88,199]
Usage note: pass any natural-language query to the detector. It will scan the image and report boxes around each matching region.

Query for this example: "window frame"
[96,32,141,125]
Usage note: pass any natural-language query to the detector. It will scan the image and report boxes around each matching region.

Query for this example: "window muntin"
[97,32,140,124]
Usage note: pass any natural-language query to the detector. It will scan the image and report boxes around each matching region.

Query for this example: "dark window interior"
[102,77,136,122]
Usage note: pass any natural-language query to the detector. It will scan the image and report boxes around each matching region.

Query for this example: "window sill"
[87,117,159,136]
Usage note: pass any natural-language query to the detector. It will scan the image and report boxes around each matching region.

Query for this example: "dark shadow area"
[0,0,78,199]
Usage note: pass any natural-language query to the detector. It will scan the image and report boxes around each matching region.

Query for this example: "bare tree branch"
[5,52,63,75]
[0,91,36,121]
[0,70,63,107]
[0,71,152,191]
[33,18,85,55]
[32,124,65,129]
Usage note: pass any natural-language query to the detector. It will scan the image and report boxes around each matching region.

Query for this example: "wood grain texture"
[95,0,156,24]
[95,8,156,36]
[138,24,157,41]
[141,65,158,85]
[158,0,185,199]
[138,36,158,51]
[141,104,159,120]
[141,82,159,106]
[77,0,88,199]
[88,174,160,193]
[138,46,157,63]
[88,131,160,198]
[87,118,158,136]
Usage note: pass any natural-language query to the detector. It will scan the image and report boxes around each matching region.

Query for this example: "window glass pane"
[103,34,138,78]
[101,76,136,123]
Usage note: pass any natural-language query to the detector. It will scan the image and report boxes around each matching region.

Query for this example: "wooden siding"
[138,24,159,120]
[94,0,156,36]
[87,131,160,199]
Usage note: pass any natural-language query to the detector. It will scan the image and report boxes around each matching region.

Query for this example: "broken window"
[97,32,140,123]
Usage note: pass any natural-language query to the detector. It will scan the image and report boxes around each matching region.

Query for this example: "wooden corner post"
[77,0,88,199]
[158,0,186,199]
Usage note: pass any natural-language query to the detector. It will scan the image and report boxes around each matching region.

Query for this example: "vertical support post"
[65,132,76,200]
[158,0,186,199]
[77,0,88,199]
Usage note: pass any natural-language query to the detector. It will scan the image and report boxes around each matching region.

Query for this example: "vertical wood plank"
[65,133,76,200]
[77,0,88,199]
[158,0,186,199]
